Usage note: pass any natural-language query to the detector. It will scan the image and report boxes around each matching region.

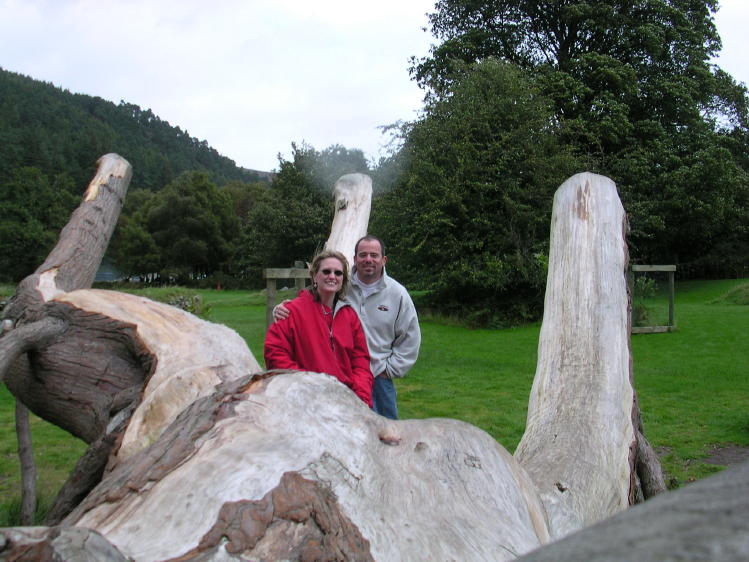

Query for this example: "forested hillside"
[0,66,370,287]
[0,67,277,284]
[0,67,266,190]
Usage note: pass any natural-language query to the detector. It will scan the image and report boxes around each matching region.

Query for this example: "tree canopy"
[372,60,581,325]
[105,143,369,288]
[413,0,746,128]
[0,168,78,282]
[236,143,370,283]
[147,172,239,279]
[393,0,749,307]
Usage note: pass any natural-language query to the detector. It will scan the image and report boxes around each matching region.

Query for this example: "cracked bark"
[176,472,373,561]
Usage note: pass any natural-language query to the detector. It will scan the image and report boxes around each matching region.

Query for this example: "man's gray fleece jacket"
[347,268,421,379]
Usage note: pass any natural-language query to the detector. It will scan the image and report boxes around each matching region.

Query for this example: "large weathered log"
[3,153,134,437]
[49,289,262,462]
[1,154,133,527]
[64,372,550,561]
[6,459,745,562]
[28,288,261,523]
[3,305,149,443]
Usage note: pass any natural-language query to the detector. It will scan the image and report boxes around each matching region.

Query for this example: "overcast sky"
[1,0,747,173]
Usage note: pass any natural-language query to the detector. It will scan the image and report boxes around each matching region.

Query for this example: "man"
[274,235,421,419]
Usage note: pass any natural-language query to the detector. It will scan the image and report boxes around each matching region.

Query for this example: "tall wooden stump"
[324,173,372,266]
[515,173,636,538]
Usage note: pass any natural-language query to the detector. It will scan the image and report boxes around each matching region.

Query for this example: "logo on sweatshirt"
[377,305,389,312]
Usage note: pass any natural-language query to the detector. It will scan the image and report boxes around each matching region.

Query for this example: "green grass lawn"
[629,279,749,485]
[1,278,747,524]
[0,389,87,524]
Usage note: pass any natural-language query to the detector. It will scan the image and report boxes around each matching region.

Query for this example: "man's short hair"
[355,235,386,257]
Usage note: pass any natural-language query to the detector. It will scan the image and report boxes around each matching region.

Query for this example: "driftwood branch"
[3,153,134,421]
[1,154,133,523]
[37,153,132,290]
[1,154,263,522]
[15,401,37,525]
[45,412,132,525]
[0,318,67,383]
[0,297,67,528]
[634,408,668,498]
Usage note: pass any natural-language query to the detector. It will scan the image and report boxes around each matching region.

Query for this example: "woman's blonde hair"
[309,249,350,301]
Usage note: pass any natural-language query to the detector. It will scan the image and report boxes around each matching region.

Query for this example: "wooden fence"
[263,263,308,328]
[628,265,676,334]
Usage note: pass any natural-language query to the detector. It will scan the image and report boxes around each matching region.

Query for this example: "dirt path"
[704,444,749,466]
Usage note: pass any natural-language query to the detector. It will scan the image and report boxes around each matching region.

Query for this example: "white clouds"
[0,0,435,171]
[1,1,745,172]
[713,0,749,87]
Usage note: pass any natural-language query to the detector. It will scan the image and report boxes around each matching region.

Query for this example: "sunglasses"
[321,269,344,276]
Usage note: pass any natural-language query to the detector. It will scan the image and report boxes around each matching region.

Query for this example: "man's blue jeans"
[373,375,398,420]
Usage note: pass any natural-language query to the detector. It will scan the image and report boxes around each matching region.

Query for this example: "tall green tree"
[108,188,161,280]
[223,180,272,227]
[237,143,368,284]
[373,60,581,325]
[144,172,239,280]
[409,0,749,274]
[240,145,330,275]
[413,0,745,123]
[0,167,77,282]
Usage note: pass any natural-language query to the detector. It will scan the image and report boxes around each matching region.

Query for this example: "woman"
[264,250,373,407]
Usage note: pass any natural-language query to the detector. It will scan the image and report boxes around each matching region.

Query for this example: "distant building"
[95,258,124,283]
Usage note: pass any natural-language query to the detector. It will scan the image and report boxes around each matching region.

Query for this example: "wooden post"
[668,269,675,327]
[294,261,306,293]
[265,277,276,329]
[630,265,677,333]
[263,268,310,328]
